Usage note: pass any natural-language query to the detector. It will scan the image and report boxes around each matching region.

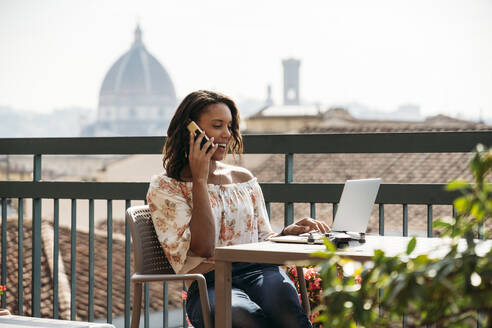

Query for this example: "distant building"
[265,84,273,108]
[0,106,91,137]
[282,58,301,106]
[82,25,177,136]
[246,58,325,133]
[245,103,326,133]
[347,103,424,121]
[305,109,490,133]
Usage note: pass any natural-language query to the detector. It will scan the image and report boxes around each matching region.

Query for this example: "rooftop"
[2,218,182,321]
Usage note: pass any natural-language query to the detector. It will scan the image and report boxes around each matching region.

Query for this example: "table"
[213,235,470,328]
[0,315,115,328]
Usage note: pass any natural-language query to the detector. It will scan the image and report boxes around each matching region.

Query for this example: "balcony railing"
[1,131,491,327]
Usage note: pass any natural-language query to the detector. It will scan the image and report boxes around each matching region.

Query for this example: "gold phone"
[187,121,210,149]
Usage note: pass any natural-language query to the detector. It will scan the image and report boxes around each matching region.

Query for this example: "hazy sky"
[1,0,491,118]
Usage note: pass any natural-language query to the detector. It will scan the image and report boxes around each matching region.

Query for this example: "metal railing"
[1,131,491,328]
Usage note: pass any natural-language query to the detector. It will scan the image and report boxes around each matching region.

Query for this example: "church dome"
[93,25,177,136]
[99,25,176,100]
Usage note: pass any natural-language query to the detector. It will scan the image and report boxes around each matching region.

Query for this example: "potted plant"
[311,144,492,327]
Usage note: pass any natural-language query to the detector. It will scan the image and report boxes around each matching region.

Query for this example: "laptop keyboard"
[300,231,366,244]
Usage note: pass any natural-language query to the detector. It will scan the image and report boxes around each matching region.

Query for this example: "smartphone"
[187,121,210,149]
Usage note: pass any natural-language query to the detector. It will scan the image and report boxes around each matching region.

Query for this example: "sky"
[1,0,492,119]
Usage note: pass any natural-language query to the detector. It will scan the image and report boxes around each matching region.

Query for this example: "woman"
[147,90,330,328]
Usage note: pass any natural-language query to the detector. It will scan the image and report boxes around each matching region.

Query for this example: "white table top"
[215,235,491,264]
[0,315,115,328]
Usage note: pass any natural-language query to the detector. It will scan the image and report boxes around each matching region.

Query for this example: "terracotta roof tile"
[251,117,491,235]
[302,113,491,133]
[253,152,477,235]
[1,219,183,321]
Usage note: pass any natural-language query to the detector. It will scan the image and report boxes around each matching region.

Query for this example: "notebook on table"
[269,178,381,246]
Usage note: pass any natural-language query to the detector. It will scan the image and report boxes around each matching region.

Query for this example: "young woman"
[147,90,330,328]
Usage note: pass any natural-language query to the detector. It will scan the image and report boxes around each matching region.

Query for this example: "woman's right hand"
[188,131,218,183]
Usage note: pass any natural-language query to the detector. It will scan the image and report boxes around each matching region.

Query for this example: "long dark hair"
[163,90,243,180]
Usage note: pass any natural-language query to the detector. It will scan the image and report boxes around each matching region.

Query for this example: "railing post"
[478,221,484,240]
[125,199,131,328]
[32,154,42,317]
[1,198,7,308]
[182,282,188,327]
[144,283,150,328]
[284,153,294,226]
[107,199,113,324]
[163,282,169,328]
[379,204,384,236]
[427,205,433,237]
[71,199,77,320]
[89,199,95,322]
[402,204,408,237]
[53,199,59,319]
[18,198,24,314]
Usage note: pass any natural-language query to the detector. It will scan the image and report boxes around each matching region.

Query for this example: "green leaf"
[446,179,471,191]
[454,197,469,213]
[470,152,482,176]
[414,254,430,265]
[323,239,337,252]
[433,219,452,229]
[470,202,485,220]
[406,237,417,255]
[374,249,385,258]
[311,251,331,259]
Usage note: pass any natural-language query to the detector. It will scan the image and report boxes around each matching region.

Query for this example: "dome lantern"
[133,24,143,46]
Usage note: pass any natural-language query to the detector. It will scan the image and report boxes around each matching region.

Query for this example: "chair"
[296,266,311,315]
[126,205,212,328]
[126,205,311,328]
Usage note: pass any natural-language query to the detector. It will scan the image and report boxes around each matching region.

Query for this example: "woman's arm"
[188,131,219,258]
[189,179,216,257]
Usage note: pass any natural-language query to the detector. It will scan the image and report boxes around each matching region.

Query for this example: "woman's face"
[196,102,233,161]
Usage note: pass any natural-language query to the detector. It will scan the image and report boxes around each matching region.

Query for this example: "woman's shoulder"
[149,172,185,191]
[220,163,255,184]
[150,171,173,184]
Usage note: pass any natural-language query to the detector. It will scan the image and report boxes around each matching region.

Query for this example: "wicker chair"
[126,205,212,328]
[126,205,311,328]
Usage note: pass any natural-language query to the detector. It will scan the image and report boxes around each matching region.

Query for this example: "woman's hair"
[162,90,243,180]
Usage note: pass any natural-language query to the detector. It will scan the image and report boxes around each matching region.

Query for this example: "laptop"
[269,178,381,245]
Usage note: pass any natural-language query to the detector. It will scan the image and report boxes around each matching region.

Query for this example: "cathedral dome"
[93,25,177,136]
[99,25,176,100]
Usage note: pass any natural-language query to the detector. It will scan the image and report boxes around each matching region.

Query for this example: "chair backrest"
[126,205,175,275]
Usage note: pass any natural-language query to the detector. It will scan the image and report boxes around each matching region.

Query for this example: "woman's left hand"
[281,217,331,236]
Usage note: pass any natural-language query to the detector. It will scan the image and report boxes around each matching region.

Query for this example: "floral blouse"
[146,173,275,274]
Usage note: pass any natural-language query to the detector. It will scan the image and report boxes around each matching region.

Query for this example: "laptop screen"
[331,178,381,233]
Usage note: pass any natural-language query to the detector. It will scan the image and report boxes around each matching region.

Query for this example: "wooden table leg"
[214,260,232,328]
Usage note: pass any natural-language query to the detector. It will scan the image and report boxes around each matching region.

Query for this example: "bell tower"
[282,58,301,105]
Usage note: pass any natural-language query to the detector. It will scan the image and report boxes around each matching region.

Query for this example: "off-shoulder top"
[146,173,275,274]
